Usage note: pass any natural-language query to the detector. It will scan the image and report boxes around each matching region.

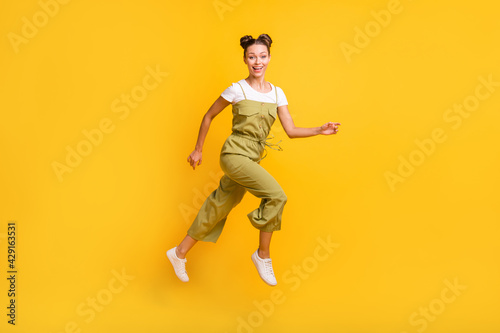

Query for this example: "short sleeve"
[220,83,237,103]
[276,86,288,107]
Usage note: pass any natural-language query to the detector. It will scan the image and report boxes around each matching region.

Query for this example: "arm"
[187,96,231,170]
[277,104,341,138]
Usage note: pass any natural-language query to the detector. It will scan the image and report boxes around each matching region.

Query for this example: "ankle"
[176,247,186,259]
[258,249,270,259]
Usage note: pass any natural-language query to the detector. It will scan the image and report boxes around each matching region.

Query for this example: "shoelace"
[174,255,187,273]
[264,259,275,276]
[180,261,187,274]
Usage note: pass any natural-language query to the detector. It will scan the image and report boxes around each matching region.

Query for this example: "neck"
[245,76,268,91]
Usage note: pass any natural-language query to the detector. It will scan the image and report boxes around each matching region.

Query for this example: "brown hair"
[240,34,273,57]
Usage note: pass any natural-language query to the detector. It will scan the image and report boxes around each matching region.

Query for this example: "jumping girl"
[167,33,340,286]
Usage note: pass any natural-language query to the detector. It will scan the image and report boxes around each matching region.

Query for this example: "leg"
[258,231,273,259]
[167,173,245,282]
[220,154,286,286]
[220,154,287,233]
[251,230,278,286]
[186,174,246,243]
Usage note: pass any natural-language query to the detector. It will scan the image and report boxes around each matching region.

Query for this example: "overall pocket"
[267,106,277,119]
[237,105,259,117]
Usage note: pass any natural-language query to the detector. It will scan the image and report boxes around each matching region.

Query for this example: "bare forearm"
[194,114,213,152]
[278,105,340,139]
[287,126,321,138]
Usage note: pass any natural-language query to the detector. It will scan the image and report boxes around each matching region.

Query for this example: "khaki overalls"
[187,82,287,243]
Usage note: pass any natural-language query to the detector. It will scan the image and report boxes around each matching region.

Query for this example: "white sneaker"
[251,249,277,286]
[166,247,189,282]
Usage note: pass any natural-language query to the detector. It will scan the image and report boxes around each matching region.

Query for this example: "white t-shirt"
[220,79,288,107]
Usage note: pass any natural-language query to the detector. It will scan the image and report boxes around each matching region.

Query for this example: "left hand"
[319,122,341,135]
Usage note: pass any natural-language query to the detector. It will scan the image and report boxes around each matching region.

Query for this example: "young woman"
[167,34,340,286]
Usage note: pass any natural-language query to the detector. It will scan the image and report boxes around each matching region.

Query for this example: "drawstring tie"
[232,132,283,162]
[259,135,283,162]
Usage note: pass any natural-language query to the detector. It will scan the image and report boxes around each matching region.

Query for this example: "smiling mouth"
[253,67,263,71]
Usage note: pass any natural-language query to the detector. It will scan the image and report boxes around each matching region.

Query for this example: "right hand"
[319,122,341,135]
[187,150,202,170]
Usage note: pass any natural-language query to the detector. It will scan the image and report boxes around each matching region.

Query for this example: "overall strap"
[236,82,247,100]
[274,84,278,105]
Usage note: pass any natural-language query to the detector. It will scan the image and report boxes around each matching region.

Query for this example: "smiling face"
[244,44,271,78]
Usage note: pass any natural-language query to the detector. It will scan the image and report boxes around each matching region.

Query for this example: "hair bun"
[240,35,254,49]
[257,34,272,48]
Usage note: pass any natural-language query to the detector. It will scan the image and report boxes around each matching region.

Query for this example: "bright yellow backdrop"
[1,0,499,332]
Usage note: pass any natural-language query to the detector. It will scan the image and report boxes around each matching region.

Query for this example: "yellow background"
[1,0,499,332]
